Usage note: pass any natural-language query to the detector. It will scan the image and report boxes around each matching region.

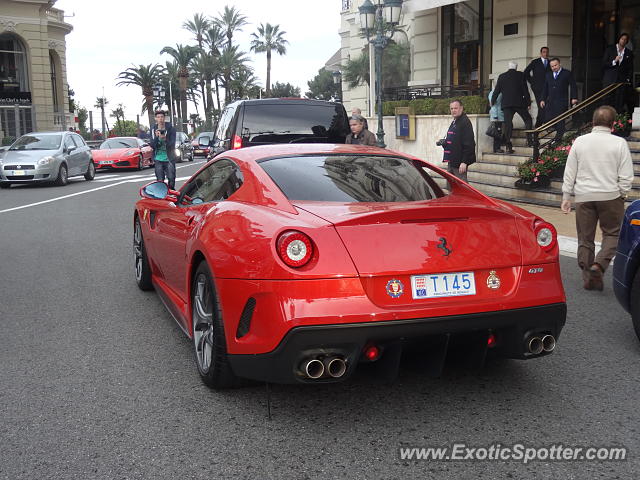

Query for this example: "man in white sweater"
[561,105,634,290]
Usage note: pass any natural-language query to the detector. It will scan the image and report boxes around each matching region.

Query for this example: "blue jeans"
[154,160,176,189]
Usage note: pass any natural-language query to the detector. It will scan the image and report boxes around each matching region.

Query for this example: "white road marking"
[0,163,204,214]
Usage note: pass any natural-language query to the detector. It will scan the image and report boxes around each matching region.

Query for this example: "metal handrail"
[524,82,626,159]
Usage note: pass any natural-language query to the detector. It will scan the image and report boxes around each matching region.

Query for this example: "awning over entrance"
[403,0,464,12]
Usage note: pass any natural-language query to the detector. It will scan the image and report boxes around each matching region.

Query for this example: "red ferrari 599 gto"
[133,144,566,388]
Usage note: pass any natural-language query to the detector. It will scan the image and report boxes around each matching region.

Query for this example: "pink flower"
[531,167,536,172]
[538,159,544,164]
[533,177,539,182]
[629,119,633,124]
[536,171,540,176]
[553,157,558,161]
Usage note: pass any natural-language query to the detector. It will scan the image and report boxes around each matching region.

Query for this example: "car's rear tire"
[133,218,153,291]
[84,161,95,181]
[630,269,640,342]
[54,163,68,186]
[0,182,10,189]
[192,262,238,389]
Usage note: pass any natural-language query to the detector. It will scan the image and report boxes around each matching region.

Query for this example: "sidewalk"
[510,202,602,258]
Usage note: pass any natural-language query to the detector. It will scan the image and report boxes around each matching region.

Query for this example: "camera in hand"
[158,129,166,135]
[436,138,446,147]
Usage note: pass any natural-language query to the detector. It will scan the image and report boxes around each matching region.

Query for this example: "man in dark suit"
[524,46,552,127]
[491,61,533,153]
[540,58,578,142]
[602,33,635,113]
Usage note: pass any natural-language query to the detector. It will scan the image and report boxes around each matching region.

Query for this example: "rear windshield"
[259,155,444,202]
[242,104,348,144]
[100,138,137,149]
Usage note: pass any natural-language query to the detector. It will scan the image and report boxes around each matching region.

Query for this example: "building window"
[442,0,487,90]
[50,51,59,112]
[0,33,29,94]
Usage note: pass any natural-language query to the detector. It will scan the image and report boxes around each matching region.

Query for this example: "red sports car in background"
[94,137,153,170]
[133,144,566,389]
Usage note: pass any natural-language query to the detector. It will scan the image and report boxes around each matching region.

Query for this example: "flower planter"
[515,175,551,190]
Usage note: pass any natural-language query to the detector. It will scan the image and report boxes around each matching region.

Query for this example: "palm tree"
[204,25,226,111]
[160,44,199,132]
[116,63,164,128]
[218,44,250,103]
[215,5,248,47]
[184,13,212,113]
[161,61,180,122]
[94,96,109,136]
[228,64,260,99]
[191,52,217,129]
[110,104,126,135]
[183,13,211,49]
[250,23,288,97]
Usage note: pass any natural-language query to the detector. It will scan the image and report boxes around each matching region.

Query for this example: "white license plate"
[101,160,113,165]
[13,170,25,176]
[411,272,476,299]
[195,150,203,154]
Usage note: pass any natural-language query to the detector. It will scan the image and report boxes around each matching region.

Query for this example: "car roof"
[216,143,395,163]
[227,98,341,108]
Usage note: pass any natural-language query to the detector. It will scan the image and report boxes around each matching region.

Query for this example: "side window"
[73,134,86,147]
[64,135,76,149]
[215,109,229,141]
[224,106,238,142]
[180,159,244,206]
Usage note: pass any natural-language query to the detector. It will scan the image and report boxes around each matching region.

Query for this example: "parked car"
[133,143,566,389]
[208,98,349,157]
[93,137,153,170]
[174,131,194,163]
[192,131,214,157]
[0,131,95,188]
[613,199,640,340]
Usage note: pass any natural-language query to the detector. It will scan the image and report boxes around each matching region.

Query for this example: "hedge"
[381,95,488,116]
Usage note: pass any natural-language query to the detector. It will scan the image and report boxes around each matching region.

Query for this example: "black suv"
[209,98,349,156]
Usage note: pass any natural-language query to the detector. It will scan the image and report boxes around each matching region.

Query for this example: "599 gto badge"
[386,279,404,298]
[486,270,501,289]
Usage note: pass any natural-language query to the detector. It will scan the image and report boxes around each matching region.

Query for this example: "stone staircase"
[466,130,640,207]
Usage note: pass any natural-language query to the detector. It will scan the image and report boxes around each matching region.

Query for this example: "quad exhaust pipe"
[527,334,556,354]
[301,356,347,379]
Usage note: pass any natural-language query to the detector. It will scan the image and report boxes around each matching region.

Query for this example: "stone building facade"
[0,0,73,140]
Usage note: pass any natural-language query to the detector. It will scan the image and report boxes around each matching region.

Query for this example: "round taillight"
[534,221,557,251]
[363,344,381,361]
[276,231,313,268]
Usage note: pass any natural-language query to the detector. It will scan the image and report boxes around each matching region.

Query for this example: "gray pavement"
[0,165,638,479]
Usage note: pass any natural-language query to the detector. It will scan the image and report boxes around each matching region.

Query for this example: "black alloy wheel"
[133,218,153,291]
[191,262,238,389]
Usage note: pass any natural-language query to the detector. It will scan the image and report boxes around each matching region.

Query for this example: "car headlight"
[175,148,181,156]
[126,150,135,156]
[38,156,55,166]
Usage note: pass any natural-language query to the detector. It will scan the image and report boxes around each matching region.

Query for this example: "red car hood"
[93,148,136,159]
[293,199,523,276]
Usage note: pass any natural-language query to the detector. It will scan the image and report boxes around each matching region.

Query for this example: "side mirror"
[65,146,76,154]
[141,181,169,199]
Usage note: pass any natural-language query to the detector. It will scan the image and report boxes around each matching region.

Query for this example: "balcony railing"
[45,8,65,23]
[383,83,487,100]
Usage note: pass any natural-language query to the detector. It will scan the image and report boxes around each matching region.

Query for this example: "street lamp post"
[359,0,403,148]
[332,70,342,103]
[152,83,166,110]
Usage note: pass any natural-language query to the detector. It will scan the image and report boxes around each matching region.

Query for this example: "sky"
[54,0,342,127]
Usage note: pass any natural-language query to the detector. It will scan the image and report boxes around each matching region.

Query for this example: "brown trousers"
[575,197,625,272]
[448,165,468,182]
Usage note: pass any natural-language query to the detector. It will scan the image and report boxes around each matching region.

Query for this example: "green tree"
[183,13,212,114]
[94,96,109,136]
[116,63,164,128]
[269,81,300,98]
[306,68,341,100]
[110,104,126,135]
[342,42,410,89]
[218,44,249,103]
[228,65,260,99]
[76,104,88,133]
[191,52,217,129]
[160,44,199,132]
[250,23,288,96]
[204,24,226,111]
[215,5,248,47]
[109,120,139,137]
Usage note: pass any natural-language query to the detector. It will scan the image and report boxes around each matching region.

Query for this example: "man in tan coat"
[561,105,634,290]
